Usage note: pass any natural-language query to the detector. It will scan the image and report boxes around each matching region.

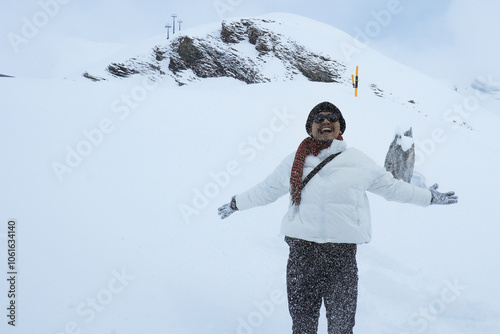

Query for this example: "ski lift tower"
[172,14,177,34]
[178,20,183,32]
[165,23,172,39]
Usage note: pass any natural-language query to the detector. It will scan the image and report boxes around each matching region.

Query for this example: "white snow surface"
[1,13,499,334]
[394,125,415,152]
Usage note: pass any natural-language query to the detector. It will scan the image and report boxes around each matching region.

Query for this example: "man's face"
[309,112,341,141]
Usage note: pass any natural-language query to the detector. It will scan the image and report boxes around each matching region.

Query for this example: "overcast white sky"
[1,0,499,88]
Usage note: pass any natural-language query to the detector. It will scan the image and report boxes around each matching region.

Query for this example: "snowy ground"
[1,13,500,334]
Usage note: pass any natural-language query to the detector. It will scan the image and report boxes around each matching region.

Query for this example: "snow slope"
[1,13,499,334]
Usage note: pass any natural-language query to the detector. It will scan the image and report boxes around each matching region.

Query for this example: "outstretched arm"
[217,153,294,219]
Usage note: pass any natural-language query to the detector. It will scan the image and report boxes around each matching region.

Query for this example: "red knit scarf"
[290,136,343,206]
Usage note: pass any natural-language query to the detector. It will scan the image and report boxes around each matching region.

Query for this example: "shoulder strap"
[300,152,341,190]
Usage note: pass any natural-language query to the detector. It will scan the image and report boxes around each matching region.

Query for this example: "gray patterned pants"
[285,236,358,334]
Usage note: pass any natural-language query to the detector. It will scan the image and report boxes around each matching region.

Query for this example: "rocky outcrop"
[384,128,415,183]
[166,18,346,85]
[84,17,347,85]
[105,47,168,80]
[168,35,264,84]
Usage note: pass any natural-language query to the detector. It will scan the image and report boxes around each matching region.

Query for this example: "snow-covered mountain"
[1,12,499,334]
[448,76,500,116]
[83,17,347,86]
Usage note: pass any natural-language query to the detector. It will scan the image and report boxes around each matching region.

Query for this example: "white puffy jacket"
[235,140,431,244]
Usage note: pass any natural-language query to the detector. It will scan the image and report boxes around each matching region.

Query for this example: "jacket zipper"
[320,178,327,240]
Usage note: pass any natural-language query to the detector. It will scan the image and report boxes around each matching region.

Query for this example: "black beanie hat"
[305,101,346,135]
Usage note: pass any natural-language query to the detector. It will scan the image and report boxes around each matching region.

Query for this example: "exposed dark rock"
[82,72,106,82]
[169,36,263,84]
[176,37,204,65]
[371,84,384,98]
[107,63,140,78]
[221,20,248,43]
[255,35,274,53]
[153,46,167,61]
[247,24,266,45]
[285,44,342,83]
[385,128,415,183]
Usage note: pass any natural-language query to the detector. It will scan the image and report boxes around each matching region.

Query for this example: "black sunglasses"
[312,114,340,123]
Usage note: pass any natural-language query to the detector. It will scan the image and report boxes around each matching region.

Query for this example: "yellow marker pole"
[353,66,359,97]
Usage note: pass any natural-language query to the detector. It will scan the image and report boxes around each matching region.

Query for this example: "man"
[218,101,457,334]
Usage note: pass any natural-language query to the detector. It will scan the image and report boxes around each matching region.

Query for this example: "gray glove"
[218,196,238,219]
[429,184,458,205]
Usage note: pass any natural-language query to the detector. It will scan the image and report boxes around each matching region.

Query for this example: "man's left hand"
[429,183,458,205]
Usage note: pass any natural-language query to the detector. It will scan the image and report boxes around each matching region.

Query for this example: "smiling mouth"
[320,127,333,134]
